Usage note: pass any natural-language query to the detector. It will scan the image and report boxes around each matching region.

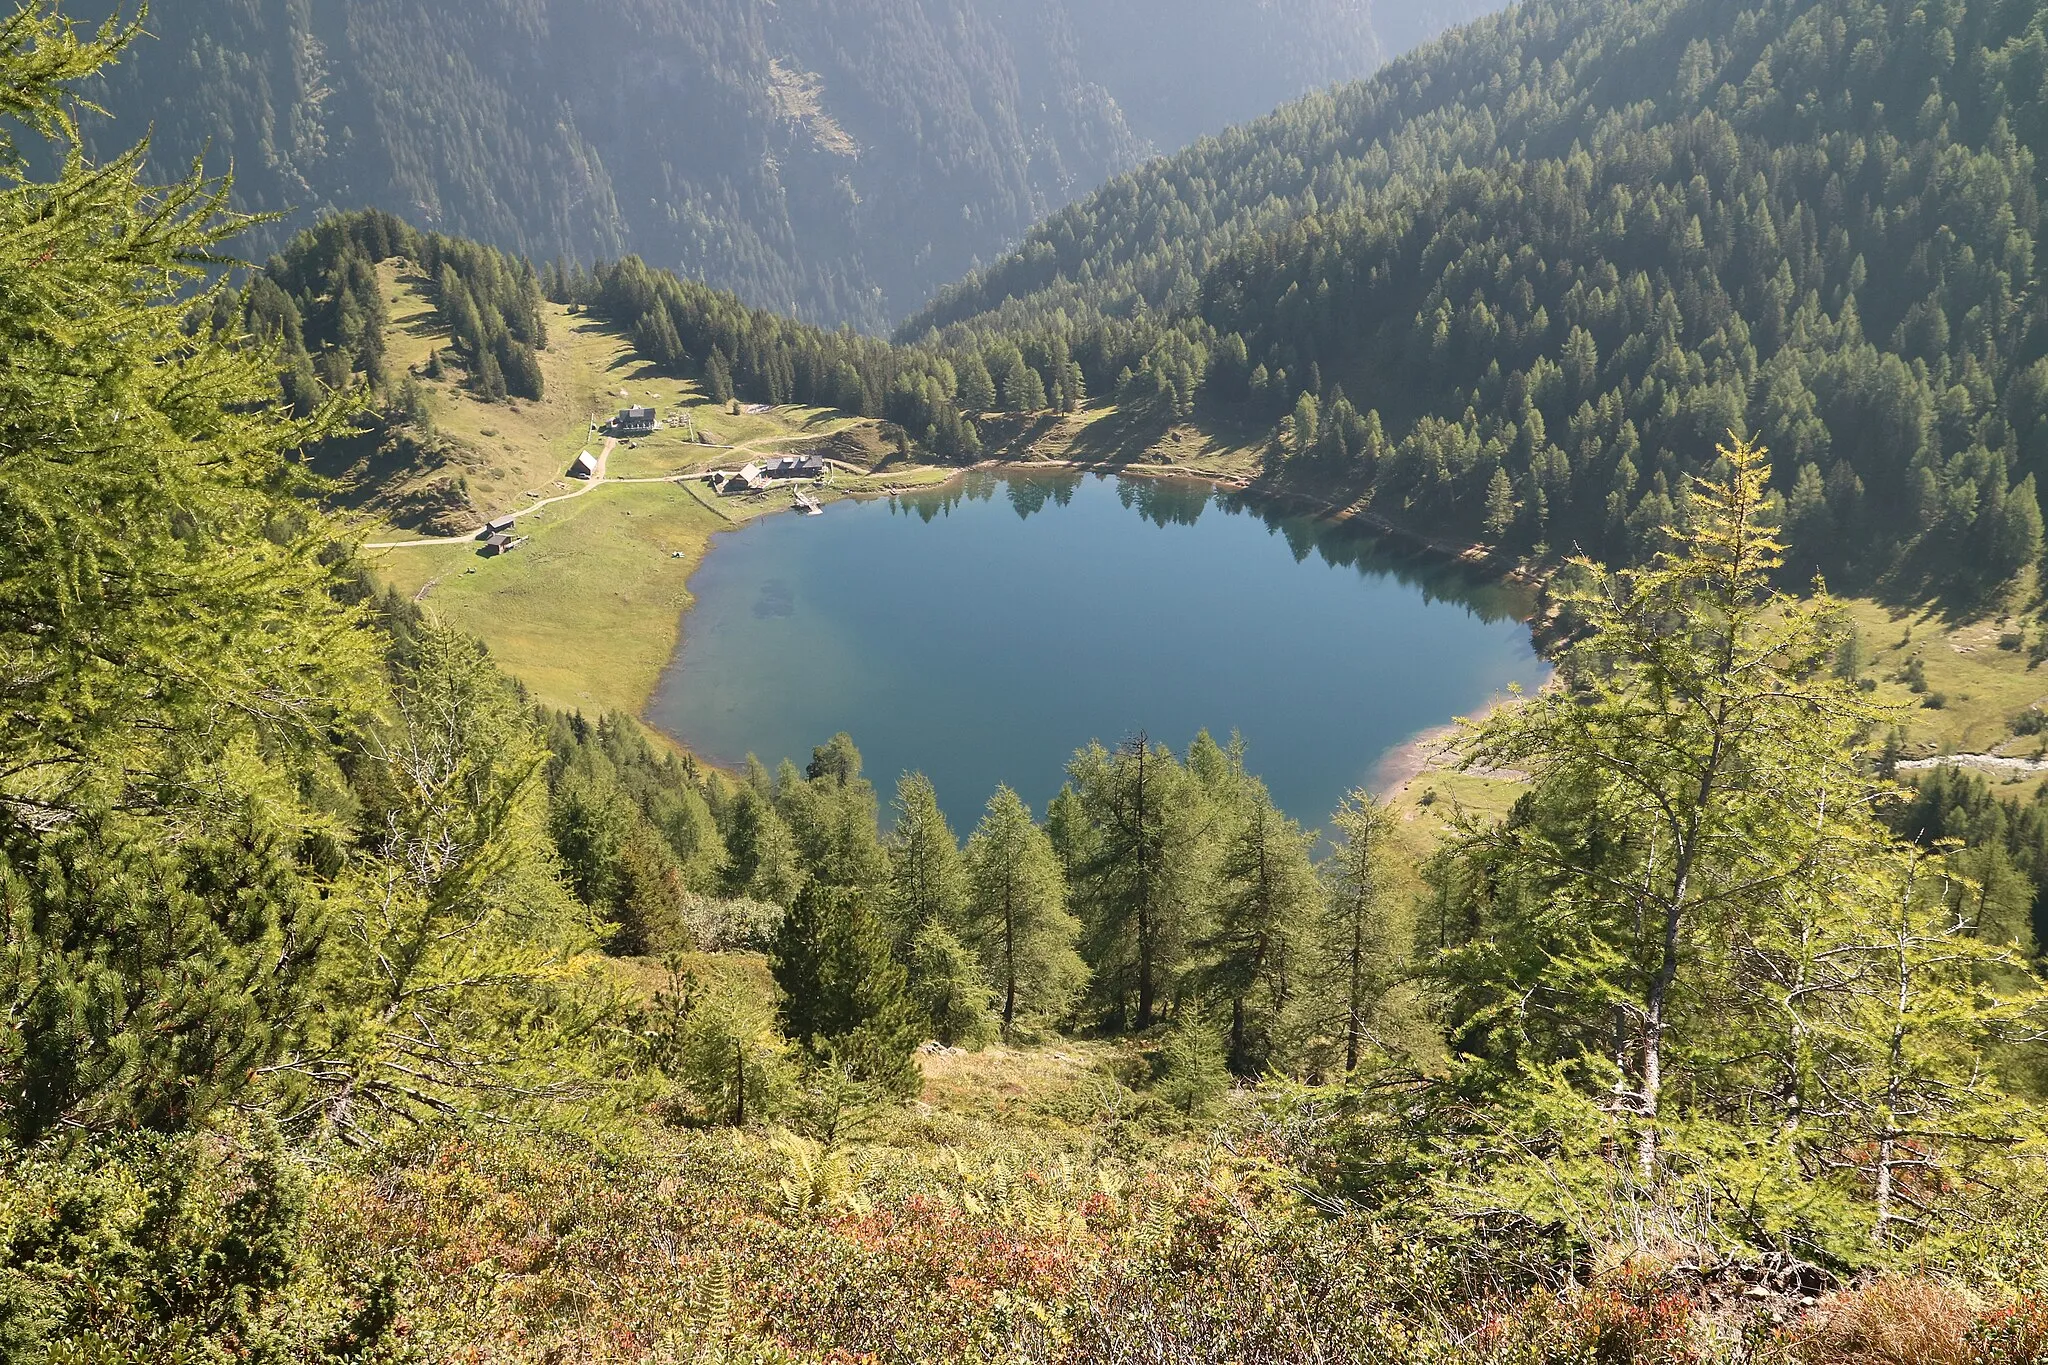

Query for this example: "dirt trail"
[366,437,619,549]
[1896,752,2048,777]
[364,420,854,552]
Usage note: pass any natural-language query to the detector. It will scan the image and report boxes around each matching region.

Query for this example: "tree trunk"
[1133,739,1155,1029]
[1230,996,1246,1074]
[1002,874,1017,1042]
[1346,892,1365,1073]
[733,1039,746,1128]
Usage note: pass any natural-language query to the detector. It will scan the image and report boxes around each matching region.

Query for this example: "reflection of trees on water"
[1005,471,1084,520]
[896,470,1084,524]
[1117,476,1212,528]
[894,487,956,523]
[1212,489,1534,626]
[887,471,1534,628]
[892,468,1013,523]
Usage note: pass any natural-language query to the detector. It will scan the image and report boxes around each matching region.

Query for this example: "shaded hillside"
[62,0,1493,330]
[907,0,2048,601]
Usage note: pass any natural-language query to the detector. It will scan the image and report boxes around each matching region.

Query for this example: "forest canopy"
[907,0,2048,600]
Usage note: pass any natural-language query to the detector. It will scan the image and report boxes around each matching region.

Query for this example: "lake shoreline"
[1366,691,1536,798]
[653,464,1550,823]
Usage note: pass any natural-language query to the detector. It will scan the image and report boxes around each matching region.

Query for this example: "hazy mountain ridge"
[65,0,1494,330]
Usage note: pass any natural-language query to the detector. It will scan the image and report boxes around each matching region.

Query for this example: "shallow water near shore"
[648,470,1548,827]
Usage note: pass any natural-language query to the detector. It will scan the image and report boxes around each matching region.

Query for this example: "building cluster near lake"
[707,453,827,494]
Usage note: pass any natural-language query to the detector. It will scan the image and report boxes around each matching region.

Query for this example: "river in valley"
[648,470,1548,829]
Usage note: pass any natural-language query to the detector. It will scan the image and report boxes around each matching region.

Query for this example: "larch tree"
[0,3,372,1143]
[964,785,1084,1041]
[282,624,596,1141]
[720,782,803,907]
[1044,783,1096,887]
[1820,848,2048,1250]
[1067,735,1214,1030]
[1437,435,1885,1179]
[1201,777,1322,1077]
[1316,790,1400,1075]
[885,772,969,947]
[778,739,888,891]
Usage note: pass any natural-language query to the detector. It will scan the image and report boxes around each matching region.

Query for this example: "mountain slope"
[65,0,1493,330]
[911,0,2048,602]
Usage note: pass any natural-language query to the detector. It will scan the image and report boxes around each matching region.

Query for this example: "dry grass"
[1786,1277,1988,1365]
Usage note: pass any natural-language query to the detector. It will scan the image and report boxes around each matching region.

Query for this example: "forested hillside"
[60,0,1491,331]
[13,6,2048,1360]
[223,206,989,538]
[910,0,2048,600]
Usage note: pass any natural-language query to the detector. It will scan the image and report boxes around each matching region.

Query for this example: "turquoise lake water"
[647,470,1547,829]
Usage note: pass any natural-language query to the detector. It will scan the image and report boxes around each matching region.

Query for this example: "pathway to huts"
[365,436,622,549]
[366,422,851,551]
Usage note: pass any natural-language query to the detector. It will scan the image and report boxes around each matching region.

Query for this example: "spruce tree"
[771,882,923,1095]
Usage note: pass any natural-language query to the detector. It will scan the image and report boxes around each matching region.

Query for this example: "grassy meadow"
[359,269,958,717]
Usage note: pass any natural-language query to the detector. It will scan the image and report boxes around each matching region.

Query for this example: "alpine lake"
[649,470,1549,828]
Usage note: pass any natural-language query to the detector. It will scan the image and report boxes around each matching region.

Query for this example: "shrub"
[1150,1016,1230,1117]
[0,1130,401,1364]
[1788,1276,1985,1365]
[1971,1295,2048,1365]
[1474,1271,1706,1365]
[643,963,796,1126]
[681,892,785,952]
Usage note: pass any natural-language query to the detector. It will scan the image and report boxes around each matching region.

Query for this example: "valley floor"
[358,267,2048,824]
